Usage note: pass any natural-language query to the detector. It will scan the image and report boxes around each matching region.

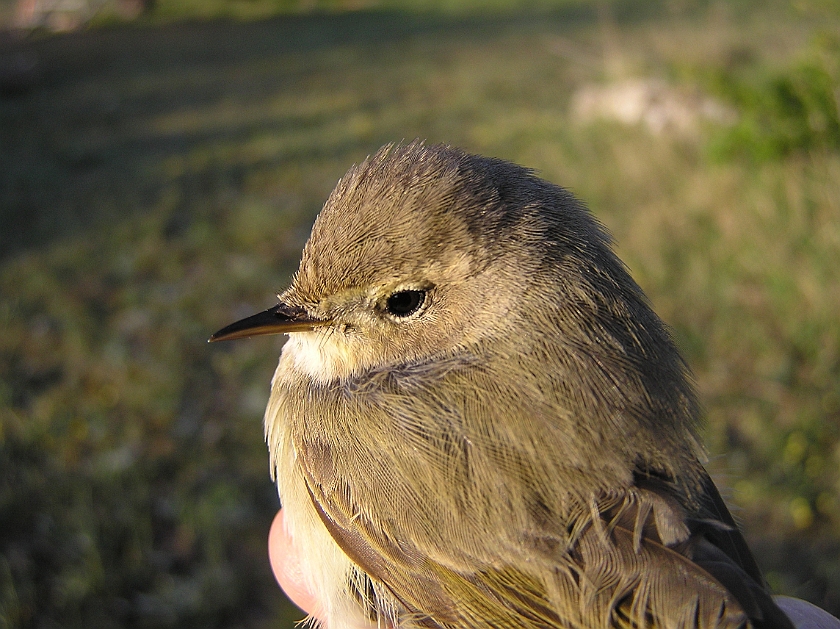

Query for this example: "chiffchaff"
[212,142,795,629]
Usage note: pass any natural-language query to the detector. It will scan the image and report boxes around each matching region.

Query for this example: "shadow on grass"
[1,8,593,257]
[1,0,713,257]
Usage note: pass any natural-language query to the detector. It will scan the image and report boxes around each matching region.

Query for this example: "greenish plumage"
[216,142,795,629]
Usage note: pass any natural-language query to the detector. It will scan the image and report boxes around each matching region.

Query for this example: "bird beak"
[208,303,330,342]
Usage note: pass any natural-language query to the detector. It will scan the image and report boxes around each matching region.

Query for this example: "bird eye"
[385,290,426,318]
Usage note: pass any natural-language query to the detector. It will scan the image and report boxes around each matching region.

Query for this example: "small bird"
[211,142,796,629]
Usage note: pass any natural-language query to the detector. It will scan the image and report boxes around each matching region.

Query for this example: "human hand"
[268,509,324,621]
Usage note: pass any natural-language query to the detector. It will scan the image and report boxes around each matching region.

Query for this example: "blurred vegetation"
[702,34,840,161]
[1,0,839,627]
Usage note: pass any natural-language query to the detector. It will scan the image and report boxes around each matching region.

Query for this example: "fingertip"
[268,509,322,619]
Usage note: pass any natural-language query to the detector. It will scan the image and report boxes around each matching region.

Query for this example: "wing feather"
[299,451,791,629]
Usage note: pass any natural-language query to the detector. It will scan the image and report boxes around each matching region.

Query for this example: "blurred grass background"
[1,0,839,627]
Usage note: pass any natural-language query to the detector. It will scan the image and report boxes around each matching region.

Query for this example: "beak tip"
[208,330,226,343]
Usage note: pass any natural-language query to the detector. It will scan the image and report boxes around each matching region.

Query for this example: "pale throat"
[281,329,369,384]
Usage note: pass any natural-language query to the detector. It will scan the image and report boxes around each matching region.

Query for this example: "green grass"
[2,1,840,627]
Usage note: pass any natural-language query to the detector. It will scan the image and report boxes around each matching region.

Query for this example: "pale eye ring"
[385,290,426,318]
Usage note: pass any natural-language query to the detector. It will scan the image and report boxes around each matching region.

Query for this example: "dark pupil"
[386,290,425,317]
